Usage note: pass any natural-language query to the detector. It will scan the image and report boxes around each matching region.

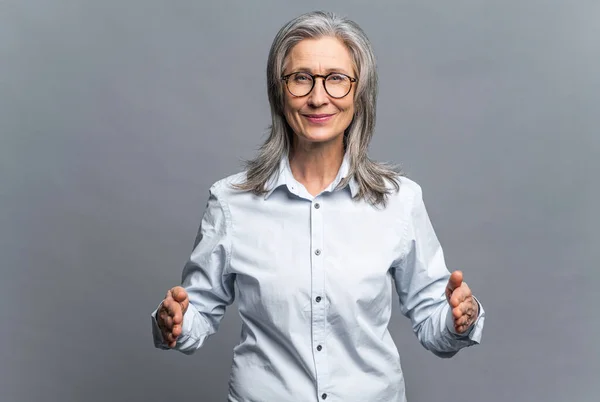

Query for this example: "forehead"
[284,36,355,75]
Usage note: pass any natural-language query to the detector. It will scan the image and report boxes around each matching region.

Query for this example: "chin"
[301,130,342,143]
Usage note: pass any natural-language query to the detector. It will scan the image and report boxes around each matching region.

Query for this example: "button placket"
[310,197,329,397]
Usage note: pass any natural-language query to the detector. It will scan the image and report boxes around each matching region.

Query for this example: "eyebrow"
[286,67,353,76]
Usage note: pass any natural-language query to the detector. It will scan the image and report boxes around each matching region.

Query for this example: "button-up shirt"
[151,153,485,402]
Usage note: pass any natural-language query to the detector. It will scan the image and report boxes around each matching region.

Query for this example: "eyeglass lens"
[286,73,352,98]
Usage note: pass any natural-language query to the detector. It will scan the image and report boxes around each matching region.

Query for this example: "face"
[282,36,356,148]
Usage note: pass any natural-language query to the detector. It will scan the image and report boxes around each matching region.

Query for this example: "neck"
[288,136,345,196]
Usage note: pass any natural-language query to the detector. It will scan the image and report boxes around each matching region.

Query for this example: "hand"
[157,286,189,348]
[445,270,479,334]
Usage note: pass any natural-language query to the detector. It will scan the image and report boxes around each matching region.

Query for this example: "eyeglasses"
[281,72,357,98]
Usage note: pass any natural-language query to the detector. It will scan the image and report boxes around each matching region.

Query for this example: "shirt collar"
[264,152,359,199]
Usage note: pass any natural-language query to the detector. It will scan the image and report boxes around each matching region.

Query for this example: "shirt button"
[321,393,327,399]
[314,203,320,209]
[315,296,322,303]
[315,249,321,256]
[317,345,322,351]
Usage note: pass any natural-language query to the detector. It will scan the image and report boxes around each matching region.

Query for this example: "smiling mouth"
[303,114,335,123]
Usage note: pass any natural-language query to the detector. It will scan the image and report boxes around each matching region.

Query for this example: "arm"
[151,183,236,355]
[391,183,485,358]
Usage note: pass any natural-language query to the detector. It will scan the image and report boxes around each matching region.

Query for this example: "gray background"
[1,1,598,401]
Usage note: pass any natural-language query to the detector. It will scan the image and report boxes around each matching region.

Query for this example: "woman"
[152,11,485,402]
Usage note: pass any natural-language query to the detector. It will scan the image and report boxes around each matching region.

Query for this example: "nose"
[307,78,329,108]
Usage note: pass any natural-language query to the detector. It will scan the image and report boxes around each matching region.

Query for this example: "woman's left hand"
[445,270,479,334]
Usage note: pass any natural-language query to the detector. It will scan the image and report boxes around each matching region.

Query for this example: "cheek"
[283,99,302,122]
[339,102,355,124]
[347,103,355,118]
[281,106,294,129]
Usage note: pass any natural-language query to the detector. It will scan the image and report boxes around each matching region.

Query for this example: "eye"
[327,74,348,82]
[292,73,312,82]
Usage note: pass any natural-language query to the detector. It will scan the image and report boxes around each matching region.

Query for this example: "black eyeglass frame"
[281,72,358,99]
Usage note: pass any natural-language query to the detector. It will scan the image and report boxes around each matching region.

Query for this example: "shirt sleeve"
[391,182,485,358]
[150,183,236,355]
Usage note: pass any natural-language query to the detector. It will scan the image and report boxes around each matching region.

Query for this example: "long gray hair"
[233,11,404,207]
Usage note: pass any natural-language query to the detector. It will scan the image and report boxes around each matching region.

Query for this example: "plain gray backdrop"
[1,1,598,401]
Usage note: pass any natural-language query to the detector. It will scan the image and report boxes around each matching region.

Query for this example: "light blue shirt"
[151,153,485,402]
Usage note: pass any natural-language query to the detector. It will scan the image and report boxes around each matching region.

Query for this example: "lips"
[303,113,335,123]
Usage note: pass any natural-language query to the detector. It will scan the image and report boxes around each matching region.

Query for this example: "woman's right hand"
[157,286,189,348]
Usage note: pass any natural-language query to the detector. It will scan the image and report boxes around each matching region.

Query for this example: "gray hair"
[233,10,404,207]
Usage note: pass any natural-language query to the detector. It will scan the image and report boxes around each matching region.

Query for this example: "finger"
[449,289,464,308]
[161,299,173,317]
[172,309,183,326]
[455,314,470,327]
[447,270,463,292]
[166,334,177,348]
[454,316,471,333]
[173,288,189,314]
[459,298,474,316]
[165,299,182,318]
[459,305,471,318]
[170,326,183,343]
[463,297,478,320]
[172,286,188,303]
[165,324,181,341]
[163,299,180,318]
[180,296,189,314]
[161,302,183,329]
[450,283,471,308]
[157,307,172,330]
[163,315,173,330]
[454,322,470,334]
[161,327,174,345]
[453,297,477,320]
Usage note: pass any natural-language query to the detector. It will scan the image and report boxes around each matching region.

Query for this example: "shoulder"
[399,175,423,195]
[197,171,249,225]
[387,175,424,206]
[207,170,249,200]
